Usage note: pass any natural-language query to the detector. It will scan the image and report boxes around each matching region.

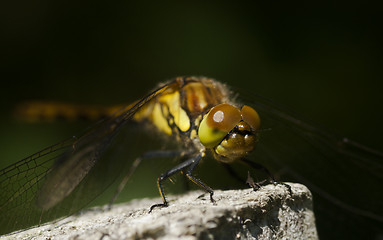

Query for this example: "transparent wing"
[237,89,383,239]
[0,81,174,235]
[0,138,74,233]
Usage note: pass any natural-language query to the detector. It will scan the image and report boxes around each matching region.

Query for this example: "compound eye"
[241,105,261,130]
[198,104,241,148]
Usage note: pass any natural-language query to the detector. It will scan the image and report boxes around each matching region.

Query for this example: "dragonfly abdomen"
[14,101,124,122]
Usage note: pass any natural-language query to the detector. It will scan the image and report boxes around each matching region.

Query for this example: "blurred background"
[0,1,382,239]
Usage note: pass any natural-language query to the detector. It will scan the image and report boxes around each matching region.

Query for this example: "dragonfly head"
[198,103,260,162]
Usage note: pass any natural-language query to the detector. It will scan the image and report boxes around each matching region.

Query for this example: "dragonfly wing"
[0,81,175,235]
[0,138,75,234]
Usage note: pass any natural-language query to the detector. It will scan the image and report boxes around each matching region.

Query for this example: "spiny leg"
[149,154,202,212]
[109,150,189,208]
[240,158,275,182]
[240,158,292,194]
[185,155,215,204]
[222,163,246,184]
[222,161,264,190]
[180,162,191,191]
[246,171,266,190]
[149,153,216,212]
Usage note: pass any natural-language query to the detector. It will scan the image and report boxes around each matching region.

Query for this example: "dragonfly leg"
[246,171,266,190]
[240,158,292,194]
[221,163,269,190]
[149,153,207,212]
[185,154,215,204]
[109,150,190,208]
[240,158,275,181]
[221,163,246,184]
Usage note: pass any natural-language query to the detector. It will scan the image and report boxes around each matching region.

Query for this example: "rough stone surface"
[1,183,318,240]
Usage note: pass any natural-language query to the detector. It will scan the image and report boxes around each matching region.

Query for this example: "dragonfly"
[0,76,382,239]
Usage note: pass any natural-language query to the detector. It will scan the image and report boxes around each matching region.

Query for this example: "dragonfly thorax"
[133,78,261,162]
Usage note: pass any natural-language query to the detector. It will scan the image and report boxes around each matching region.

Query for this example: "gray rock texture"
[1,183,318,240]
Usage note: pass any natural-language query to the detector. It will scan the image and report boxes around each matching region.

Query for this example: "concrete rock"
[2,183,318,240]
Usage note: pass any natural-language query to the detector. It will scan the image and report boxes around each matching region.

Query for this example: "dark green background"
[1,1,382,239]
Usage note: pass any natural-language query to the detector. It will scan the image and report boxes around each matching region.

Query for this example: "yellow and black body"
[5,77,269,221]
[118,77,264,209]
[3,76,383,238]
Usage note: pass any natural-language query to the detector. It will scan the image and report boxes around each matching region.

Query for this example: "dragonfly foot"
[209,192,216,204]
[246,171,267,191]
[149,202,168,213]
[196,192,216,204]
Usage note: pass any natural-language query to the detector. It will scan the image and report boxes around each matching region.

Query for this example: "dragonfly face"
[0,76,382,239]
[198,103,260,162]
